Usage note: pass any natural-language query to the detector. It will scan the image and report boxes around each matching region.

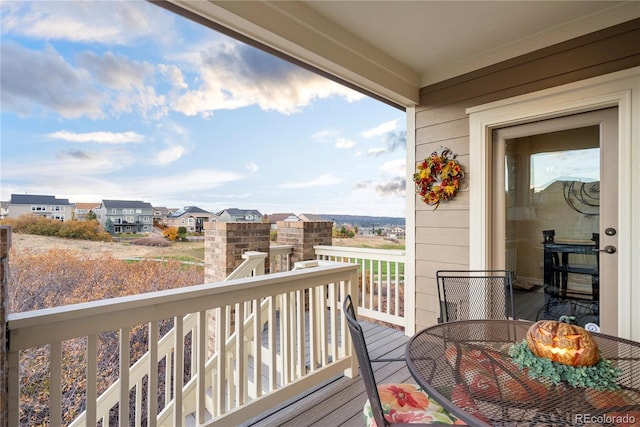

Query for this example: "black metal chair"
[343,295,461,426]
[538,230,600,328]
[435,270,515,323]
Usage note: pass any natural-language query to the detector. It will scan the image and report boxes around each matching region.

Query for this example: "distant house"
[98,199,153,234]
[0,201,8,220]
[389,226,405,238]
[216,208,263,223]
[8,194,74,221]
[166,206,215,233]
[298,213,329,222]
[74,202,101,221]
[152,206,176,226]
[265,213,299,230]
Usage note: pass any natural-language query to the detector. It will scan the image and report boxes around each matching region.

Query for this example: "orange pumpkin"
[526,320,600,367]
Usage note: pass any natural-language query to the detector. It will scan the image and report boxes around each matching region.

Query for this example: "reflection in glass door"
[493,108,618,334]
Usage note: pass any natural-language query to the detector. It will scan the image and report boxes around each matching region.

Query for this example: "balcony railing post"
[0,226,10,427]
[9,260,360,426]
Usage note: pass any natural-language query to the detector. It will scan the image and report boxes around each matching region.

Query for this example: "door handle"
[596,245,616,254]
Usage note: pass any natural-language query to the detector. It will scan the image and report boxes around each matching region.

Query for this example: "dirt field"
[8,233,405,261]
[8,233,203,260]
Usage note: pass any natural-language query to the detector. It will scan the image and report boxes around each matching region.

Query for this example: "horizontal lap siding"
[413,18,640,330]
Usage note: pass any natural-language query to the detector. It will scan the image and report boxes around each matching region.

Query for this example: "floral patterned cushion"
[363,383,462,426]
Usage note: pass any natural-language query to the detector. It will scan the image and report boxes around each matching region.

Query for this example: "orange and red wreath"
[413,148,465,210]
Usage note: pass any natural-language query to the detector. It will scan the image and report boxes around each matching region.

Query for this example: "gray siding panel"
[415,118,469,143]
[412,18,640,330]
[419,19,640,105]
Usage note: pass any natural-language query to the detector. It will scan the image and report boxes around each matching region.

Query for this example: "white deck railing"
[7,244,404,426]
[7,262,358,427]
[314,245,406,328]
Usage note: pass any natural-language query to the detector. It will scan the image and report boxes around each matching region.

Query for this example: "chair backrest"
[436,270,514,322]
[343,295,388,427]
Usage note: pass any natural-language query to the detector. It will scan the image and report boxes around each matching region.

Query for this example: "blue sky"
[0,1,407,217]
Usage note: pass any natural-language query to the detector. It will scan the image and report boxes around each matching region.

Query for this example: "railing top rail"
[241,251,268,259]
[7,261,357,350]
[269,244,294,251]
[314,245,406,258]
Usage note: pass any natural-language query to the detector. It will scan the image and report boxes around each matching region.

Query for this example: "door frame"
[492,109,617,333]
[467,67,639,340]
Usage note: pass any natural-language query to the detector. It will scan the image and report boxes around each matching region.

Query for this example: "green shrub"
[58,220,112,241]
[177,226,187,241]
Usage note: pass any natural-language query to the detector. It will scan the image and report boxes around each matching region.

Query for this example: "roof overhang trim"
[160,0,419,108]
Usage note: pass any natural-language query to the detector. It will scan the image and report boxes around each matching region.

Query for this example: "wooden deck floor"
[238,288,546,427]
[240,320,410,427]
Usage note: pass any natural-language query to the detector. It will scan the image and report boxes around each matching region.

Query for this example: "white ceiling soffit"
[166,1,640,108]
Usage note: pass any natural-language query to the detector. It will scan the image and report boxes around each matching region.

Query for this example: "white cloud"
[353,180,372,189]
[150,144,186,165]
[350,159,406,199]
[2,4,363,121]
[368,148,386,156]
[2,148,134,178]
[172,41,364,116]
[2,167,245,206]
[47,130,144,144]
[314,184,406,217]
[77,51,153,91]
[380,158,406,176]
[0,42,166,120]
[245,162,259,173]
[384,130,406,152]
[1,1,171,45]
[159,64,188,90]
[361,119,399,139]
[0,1,406,218]
[141,169,244,193]
[279,173,343,189]
[0,42,104,119]
[312,129,340,143]
[375,177,406,197]
[1,175,124,203]
[335,138,356,149]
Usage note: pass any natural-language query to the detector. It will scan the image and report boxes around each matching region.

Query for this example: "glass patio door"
[492,108,618,334]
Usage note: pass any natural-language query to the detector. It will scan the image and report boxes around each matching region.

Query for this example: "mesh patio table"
[405,320,640,426]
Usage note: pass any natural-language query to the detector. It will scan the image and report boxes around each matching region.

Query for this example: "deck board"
[241,321,410,427]
[239,290,542,426]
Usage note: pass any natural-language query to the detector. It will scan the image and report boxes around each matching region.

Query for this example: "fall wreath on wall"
[413,148,465,210]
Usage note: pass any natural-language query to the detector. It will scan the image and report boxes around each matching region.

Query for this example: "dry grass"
[8,233,404,262]
[9,233,203,260]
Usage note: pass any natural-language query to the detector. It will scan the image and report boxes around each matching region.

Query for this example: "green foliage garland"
[509,340,621,391]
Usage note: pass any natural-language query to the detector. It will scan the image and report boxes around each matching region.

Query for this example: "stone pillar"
[276,221,333,264]
[204,222,270,353]
[204,221,271,283]
[0,226,11,427]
